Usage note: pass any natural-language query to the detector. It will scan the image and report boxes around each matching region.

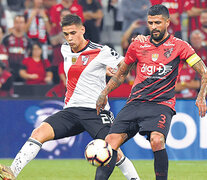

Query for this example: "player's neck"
[151,32,169,44]
[72,39,88,53]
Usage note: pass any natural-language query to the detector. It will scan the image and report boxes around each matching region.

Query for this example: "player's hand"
[195,96,207,117]
[96,93,107,115]
[132,34,148,43]
[106,66,117,76]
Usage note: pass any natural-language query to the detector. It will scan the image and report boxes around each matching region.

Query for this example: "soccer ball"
[84,139,113,167]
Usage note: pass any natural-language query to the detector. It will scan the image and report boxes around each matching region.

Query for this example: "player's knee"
[105,134,123,150]
[150,132,165,152]
[31,123,54,143]
[31,128,44,142]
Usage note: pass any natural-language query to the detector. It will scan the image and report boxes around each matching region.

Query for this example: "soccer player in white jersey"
[0,14,140,180]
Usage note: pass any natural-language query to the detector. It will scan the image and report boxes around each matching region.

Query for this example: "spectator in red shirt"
[2,15,32,82]
[19,42,53,85]
[184,0,207,38]
[24,0,51,43]
[0,26,8,68]
[0,61,13,97]
[190,29,207,65]
[24,0,52,60]
[199,10,207,46]
[50,0,84,28]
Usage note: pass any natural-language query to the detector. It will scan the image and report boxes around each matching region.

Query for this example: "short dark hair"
[61,14,83,28]
[148,4,169,19]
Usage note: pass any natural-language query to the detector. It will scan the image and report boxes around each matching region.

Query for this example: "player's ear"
[166,18,170,28]
[81,25,85,35]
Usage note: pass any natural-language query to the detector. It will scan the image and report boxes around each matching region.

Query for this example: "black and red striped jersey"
[124,35,200,110]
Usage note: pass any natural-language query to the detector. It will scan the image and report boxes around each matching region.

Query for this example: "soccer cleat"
[0,164,16,180]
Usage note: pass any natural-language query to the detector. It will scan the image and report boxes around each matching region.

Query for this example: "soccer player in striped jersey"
[96,4,207,180]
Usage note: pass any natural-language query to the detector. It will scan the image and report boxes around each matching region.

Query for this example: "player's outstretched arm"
[96,61,132,115]
[192,60,207,117]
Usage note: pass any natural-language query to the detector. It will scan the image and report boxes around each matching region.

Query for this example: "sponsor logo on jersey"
[163,42,175,46]
[72,57,77,64]
[164,48,173,58]
[141,63,172,76]
[152,54,159,61]
[140,44,151,48]
[81,55,89,65]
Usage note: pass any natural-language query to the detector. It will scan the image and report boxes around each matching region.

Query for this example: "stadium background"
[0,98,206,160]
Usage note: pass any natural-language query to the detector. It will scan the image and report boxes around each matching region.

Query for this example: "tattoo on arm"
[192,60,207,99]
[104,62,134,94]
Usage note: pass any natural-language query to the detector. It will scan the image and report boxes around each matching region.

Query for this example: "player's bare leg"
[150,131,168,180]
[0,122,54,179]
[95,133,140,180]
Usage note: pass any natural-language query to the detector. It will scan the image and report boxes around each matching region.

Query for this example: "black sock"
[154,149,168,180]
[95,149,117,180]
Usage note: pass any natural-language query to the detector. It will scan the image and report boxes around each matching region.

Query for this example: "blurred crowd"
[0,0,206,99]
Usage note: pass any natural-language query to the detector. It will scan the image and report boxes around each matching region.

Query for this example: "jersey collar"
[71,40,90,53]
[150,34,171,47]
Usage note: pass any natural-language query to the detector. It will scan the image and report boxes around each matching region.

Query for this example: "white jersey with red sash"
[61,41,123,110]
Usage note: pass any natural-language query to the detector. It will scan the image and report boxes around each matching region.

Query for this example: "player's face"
[62,24,85,51]
[147,15,169,42]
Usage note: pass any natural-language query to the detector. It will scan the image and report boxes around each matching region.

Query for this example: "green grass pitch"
[0,159,207,180]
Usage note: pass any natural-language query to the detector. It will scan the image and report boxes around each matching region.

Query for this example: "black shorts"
[44,107,114,140]
[109,101,175,141]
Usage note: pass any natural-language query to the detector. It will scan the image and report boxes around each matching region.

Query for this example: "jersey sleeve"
[98,45,124,68]
[124,41,138,65]
[179,41,201,67]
